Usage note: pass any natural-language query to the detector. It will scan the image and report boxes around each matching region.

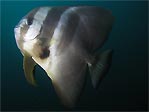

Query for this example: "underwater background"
[1,0,148,111]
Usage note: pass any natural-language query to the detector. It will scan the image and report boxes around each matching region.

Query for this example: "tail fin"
[89,49,113,89]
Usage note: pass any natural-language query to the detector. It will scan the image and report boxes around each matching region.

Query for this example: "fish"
[14,6,114,107]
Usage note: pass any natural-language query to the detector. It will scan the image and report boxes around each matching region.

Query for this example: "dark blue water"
[1,1,148,111]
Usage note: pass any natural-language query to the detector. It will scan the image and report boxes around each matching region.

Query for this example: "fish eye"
[27,18,33,25]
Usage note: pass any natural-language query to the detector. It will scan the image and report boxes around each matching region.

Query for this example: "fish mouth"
[15,23,21,28]
[14,25,24,53]
[14,26,21,40]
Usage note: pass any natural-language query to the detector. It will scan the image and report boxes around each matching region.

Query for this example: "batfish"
[14,6,114,107]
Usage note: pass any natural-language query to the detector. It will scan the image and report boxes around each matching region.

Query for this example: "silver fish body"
[14,6,114,107]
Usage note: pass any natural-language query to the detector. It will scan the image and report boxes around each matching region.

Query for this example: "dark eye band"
[27,18,33,25]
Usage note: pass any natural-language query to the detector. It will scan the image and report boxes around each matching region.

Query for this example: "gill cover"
[24,19,42,41]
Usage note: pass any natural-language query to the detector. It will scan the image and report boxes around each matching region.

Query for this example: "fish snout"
[14,26,25,53]
[14,26,21,40]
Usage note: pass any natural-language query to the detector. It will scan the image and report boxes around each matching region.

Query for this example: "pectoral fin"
[89,49,113,89]
[23,55,37,86]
